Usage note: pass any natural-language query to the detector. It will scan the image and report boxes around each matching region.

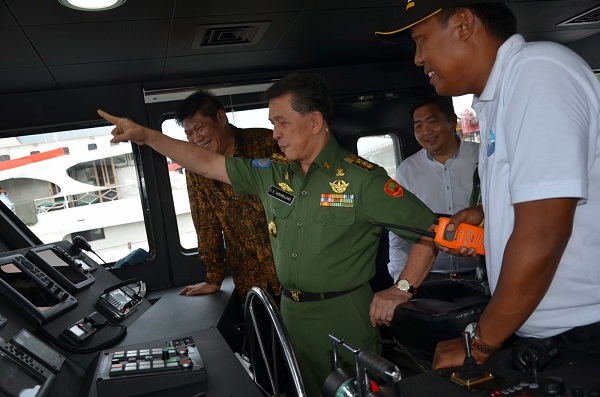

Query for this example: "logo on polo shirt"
[487,129,496,157]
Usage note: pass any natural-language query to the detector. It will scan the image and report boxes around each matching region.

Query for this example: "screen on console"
[0,254,77,324]
[0,263,60,312]
[34,249,87,285]
[0,350,43,397]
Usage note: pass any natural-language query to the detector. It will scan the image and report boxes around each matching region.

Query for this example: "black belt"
[282,286,360,302]
[559,320,600,344]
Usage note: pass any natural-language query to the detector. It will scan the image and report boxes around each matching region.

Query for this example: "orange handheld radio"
[376,217,485,255]
[434,217,485,255]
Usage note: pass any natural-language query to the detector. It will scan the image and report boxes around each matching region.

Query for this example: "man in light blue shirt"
[388,94,481,282]
[0,186,15,213]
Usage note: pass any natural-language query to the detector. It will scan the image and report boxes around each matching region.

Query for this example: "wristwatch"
[464,322,501,355]
[395,278,416,295]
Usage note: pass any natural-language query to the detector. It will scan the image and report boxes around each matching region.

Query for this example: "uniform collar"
[310,134,340,175]
[476,34,525,103]
[287,134,340,175]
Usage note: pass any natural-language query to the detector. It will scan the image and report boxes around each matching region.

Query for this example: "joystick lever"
[449,332,494,387]
[459,331,485,380]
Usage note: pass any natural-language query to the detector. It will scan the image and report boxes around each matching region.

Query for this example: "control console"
[399,336,600,397]
[95,335,206,397]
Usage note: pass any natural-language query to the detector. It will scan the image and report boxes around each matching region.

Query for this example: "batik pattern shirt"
[186,125,281,301]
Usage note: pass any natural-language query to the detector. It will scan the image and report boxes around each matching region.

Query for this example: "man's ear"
[217,109,228,127]
[310,111,324,134]
[455,7,476,41]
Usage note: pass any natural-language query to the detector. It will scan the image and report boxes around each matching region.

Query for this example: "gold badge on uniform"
[278,182,294,193]
[330,180,349,193]
[336,169,345,177]
[324,161,331,170]
[284,172,289,180]
[344,154,376,171]
[271,153,290,164]
[268,219,278,237]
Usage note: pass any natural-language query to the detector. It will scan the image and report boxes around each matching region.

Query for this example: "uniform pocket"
[266,200,294,250]
[312,206,355,255]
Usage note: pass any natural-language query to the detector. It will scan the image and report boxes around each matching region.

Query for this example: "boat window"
[0,127,148,263]
[357,135,399,180]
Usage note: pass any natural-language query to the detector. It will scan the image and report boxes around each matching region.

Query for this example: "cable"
[72,236,109,267]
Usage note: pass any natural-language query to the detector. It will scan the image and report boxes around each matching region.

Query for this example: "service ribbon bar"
[320,193,354,207]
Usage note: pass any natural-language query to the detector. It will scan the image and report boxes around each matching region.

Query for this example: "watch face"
[465,322,477,339]
[397,279,410,291]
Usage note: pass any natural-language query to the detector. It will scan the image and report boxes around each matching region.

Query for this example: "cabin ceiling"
[1,0,599,96]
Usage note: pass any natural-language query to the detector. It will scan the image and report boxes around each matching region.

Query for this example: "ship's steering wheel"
[244,287,306,397]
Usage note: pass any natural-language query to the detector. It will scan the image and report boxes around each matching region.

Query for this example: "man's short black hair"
[262,72,333,124]
[174,90,225,126]
[438,4,517,41]
[410,94,456,121]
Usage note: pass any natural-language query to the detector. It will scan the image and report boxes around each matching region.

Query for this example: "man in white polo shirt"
[377,0,600,369]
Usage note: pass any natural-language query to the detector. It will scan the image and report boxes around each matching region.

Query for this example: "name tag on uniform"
[268,186,295,205]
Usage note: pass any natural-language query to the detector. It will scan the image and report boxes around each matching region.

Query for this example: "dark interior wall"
[0,84,147,136]
[567,31,600,70]
[331,89,435,158]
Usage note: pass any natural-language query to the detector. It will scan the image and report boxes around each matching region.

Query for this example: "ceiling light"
[58,0,126,11]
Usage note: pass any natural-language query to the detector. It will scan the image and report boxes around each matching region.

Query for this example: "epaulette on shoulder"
[270,153,290,164]
[344,154,377,172]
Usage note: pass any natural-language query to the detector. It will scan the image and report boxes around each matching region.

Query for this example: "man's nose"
[414,47,423,67]
[192,131,203,142]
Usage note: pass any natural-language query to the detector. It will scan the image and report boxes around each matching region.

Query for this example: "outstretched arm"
[99,109,230,184]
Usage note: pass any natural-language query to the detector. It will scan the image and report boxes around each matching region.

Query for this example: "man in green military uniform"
[99,72,438,397]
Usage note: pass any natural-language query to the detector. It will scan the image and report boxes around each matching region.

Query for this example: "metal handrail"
[33,183,139,213]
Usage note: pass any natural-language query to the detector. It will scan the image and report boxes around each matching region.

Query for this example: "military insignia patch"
[270,153,290,164]
[344,154,376,171]
[384,179,404,197]
[330,180,349,193]
[336,168,345,177]
[278,182,294,193]
[251,158,271,168]
[320,193,354,207]
[324,161,331,170]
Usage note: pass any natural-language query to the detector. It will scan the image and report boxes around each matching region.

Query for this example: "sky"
[452,94,474,115]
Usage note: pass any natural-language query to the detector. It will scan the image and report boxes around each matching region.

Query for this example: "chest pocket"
[312,206,356,255]
[266,199,294,250]
[313,206,355,225]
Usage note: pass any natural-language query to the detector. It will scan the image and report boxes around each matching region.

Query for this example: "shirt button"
[297,222,303,227]
[272,208,276,214]
[331,215,336,221]
[292,253,298,258]
[302,191,307,196]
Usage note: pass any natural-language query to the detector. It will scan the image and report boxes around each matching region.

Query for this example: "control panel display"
[0,254,77,324]
[27,245,95,293]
